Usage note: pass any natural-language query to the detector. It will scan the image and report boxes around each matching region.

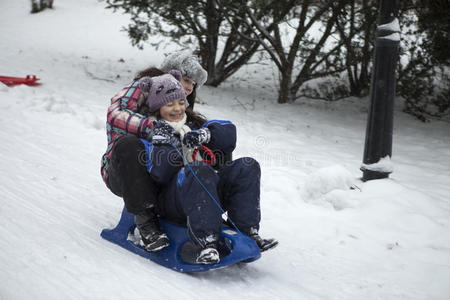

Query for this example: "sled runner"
[101,206,261,273]
[0,75,41,87]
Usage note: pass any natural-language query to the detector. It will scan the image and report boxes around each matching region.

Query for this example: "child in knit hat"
[126,69,211,257]
[160,52,207,110]
[138,70,210,164]
[101,67,210,255]
[135,70,278,264]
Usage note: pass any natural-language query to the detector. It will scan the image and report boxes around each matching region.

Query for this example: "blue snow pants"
[157,158,261,247]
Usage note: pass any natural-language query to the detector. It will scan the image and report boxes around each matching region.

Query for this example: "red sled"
[0,75,41,87]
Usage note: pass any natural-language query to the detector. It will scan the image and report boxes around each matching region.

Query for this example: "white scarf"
[165,114,202,164]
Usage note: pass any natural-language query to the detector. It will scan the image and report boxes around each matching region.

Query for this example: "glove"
[150,121,175,145]
[182,128,211,148]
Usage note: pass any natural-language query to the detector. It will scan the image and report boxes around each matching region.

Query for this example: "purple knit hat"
[139,70,186,112]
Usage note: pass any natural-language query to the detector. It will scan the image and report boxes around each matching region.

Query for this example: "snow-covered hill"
[1,1,449,299]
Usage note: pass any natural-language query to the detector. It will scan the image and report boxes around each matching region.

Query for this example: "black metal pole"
[361,0,400,181]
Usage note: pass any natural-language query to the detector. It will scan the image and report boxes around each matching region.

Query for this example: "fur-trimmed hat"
[160,52,208,88]
[139,70,187,112]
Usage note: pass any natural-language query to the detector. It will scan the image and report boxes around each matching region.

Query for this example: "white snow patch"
[1,1,450,300]
[361,156,394,173]
[378,18,400,32]
[301,165,359,209]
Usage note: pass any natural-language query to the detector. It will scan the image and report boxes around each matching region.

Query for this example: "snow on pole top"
[377,18,400,33]
[361,156,394,173]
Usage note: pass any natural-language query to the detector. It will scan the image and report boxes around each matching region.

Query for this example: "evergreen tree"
[396,0,450,121]
[415,0,450,66]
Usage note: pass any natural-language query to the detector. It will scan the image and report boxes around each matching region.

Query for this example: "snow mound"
[301,164,358,210]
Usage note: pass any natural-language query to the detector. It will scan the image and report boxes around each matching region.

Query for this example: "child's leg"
[158,162,223,244]
[158,162,222,263]
[218,157,262,232]
[107,135,158,214]
[218,157,278,251]
[108,136,169,251]
[176,162,222,247]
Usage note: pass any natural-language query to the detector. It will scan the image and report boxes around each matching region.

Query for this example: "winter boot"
[195,234,220,264]
[246,227,278,252]
[135,210,170,252]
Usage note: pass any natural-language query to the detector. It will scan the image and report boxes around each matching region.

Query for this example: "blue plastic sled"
[101,207,261,272]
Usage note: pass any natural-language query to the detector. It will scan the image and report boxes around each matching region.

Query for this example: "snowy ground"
[1,1,450,299]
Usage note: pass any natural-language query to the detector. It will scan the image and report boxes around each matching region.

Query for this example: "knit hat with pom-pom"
[139,70,187,112]
[160,52,207,88]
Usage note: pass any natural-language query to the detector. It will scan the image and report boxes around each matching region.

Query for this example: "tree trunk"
[204,0,219,85]
[205,68,223,87]
[31,0,53,13]
[31,0,39,13]
[277,69,293,104]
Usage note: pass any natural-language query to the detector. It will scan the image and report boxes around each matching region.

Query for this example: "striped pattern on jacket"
[100,81,155,183]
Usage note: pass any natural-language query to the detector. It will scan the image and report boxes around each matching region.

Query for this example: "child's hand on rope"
[182,128,211,148]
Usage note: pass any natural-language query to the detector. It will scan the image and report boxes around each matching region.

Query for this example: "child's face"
[159,99,186,122]
[181,76,196,96]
